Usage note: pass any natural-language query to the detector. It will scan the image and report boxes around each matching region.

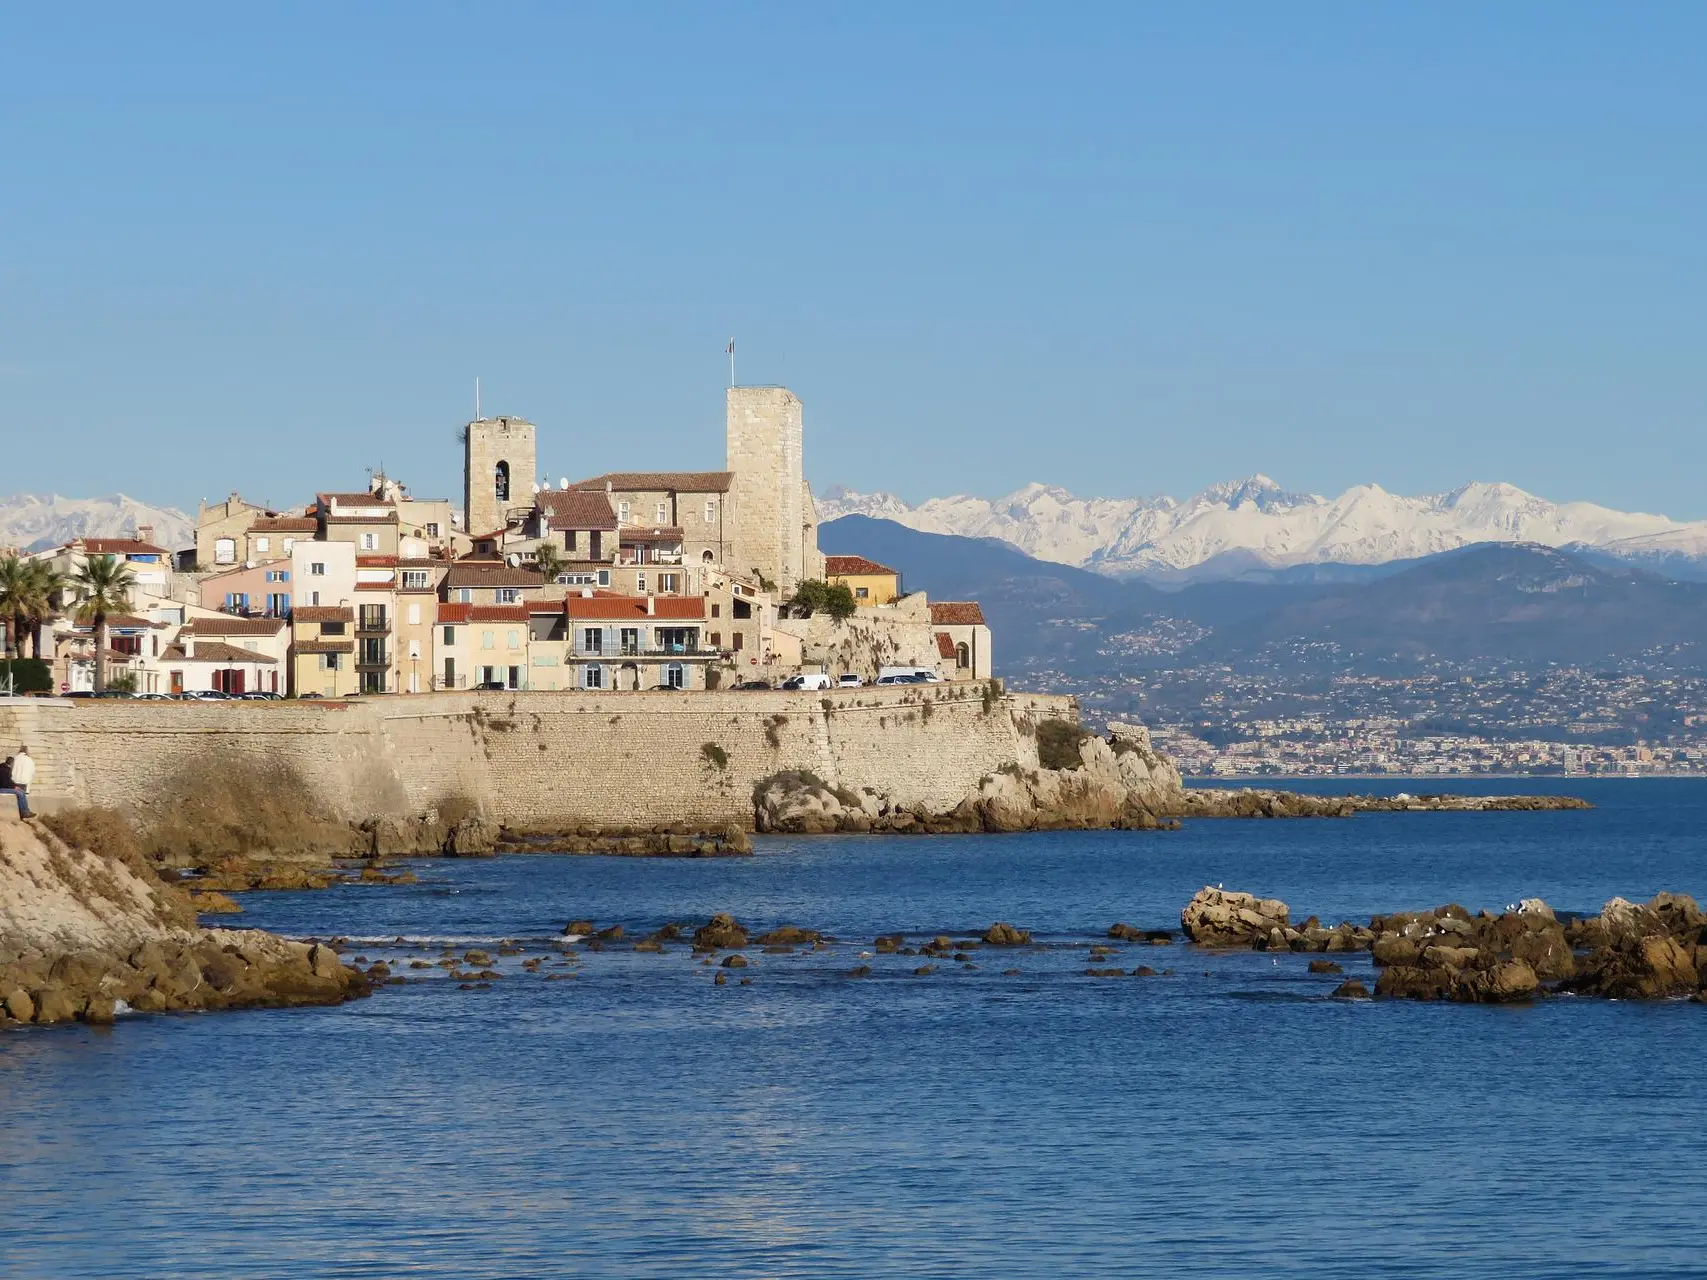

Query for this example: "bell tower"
[462,415,537,537]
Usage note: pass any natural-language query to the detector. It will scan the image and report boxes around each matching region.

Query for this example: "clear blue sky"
[3,3,1703,517]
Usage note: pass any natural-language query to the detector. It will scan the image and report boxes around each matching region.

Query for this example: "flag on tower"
[726,339,735,355]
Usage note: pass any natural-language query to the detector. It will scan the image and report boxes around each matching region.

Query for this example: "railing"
[615,552,684,566]
[571,645,716,659]
[356,614,391,634]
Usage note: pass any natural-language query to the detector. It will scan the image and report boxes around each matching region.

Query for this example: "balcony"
[615,551,684,567]
[573,645,717,660]
[356,611,391,634]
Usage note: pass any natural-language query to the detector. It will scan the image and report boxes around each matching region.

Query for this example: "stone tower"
[726,386,819,595]
[463,416,536,537]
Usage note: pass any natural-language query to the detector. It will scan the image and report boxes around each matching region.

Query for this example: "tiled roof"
[936,632,958,659]
[292,639,354,654]
[249,517,318,533]
[619,526,684,543]
[79,538,169,555]
[536,490,618,531]
[437,603,531,624]
[356,555,397,567]
[570,471,733,494]
[442,562,545,589]
[565,596,706,621]
[104,614,164,629]
[929,601,986,626]
[319,492,395,507]
[354,582,394,591]
[320,514,397,525]
[164,641,279,664]
[293,606,354,623]
[826,555,898,577]
[183,617,288,637]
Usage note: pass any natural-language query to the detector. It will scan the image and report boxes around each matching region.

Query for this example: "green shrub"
[0,657,52,694]
[1036,719,1094,771]
[701,742,729,770]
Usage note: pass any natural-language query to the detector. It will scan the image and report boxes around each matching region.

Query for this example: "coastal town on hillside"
[0,387,991,699]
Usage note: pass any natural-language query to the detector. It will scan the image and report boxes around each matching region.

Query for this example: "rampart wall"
[0,687,1076,830]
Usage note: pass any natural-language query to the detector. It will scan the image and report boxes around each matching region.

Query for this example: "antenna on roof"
[474,376,482,421]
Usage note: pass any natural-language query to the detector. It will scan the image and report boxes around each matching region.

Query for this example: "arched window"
[702,549,715,563]
[494,460,510,503]
[956,642,970,669]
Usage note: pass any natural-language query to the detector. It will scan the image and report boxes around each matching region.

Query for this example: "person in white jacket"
[9,746,35,818]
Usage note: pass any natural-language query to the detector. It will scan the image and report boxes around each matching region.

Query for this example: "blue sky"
[2,3,1703,517]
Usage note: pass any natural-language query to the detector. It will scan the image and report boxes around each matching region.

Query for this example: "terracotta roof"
[319,492,395,507]
[200,558,289,582]
[164,641,279,664]
[293,639,353,654]
[565,596,706,621]
[619,526,684,543]
[356,555,397,567]
[104,614,164,629]
[442,563,545,589]
[79,538,169,555]
[249,517,318,533]
[536,490,618,531]
[320,515,397,525]
[468,528,510,542]
[930,601,986,626]
[936,632,958,660]
[355,582,394,591]
[437,603,531,624]
[826,555,898,578]
[183,617,288,637]
[396,558,444,569]
[293,606,354,623]
[571,471,733,494]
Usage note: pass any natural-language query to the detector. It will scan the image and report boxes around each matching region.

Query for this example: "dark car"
[733,680,771,691]
[475,680,507,691]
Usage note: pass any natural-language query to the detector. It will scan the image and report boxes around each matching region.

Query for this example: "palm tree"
[0,555,26,660]
[72,553,135,693]
[21,560,65,658]
[533,543,566,584]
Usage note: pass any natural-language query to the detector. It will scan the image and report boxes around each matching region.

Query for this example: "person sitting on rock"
[8,746,34,818]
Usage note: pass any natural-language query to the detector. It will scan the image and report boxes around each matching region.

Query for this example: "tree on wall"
[533,543,566,583]
[72,554,136,693]
[0,556,65,660]
[784,579,856,622]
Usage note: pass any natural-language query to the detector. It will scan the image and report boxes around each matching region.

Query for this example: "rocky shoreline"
[0,819,370,1029]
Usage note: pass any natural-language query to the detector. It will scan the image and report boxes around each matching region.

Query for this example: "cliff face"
[0,820,368,1028]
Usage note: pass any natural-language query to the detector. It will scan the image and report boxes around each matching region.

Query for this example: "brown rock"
[1332,979,1370,999]
[721,954,749,969]
[693,913,748,950]
[4,988,35,1022]
[982,922,1032,947]
[1308,959,1344,974]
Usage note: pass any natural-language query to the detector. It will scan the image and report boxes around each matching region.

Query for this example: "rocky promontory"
[1,818,369,1029]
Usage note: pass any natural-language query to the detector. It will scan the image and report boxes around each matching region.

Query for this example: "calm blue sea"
[4,777,1707,1278]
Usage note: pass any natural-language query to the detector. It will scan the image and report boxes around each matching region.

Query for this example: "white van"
[780,672,833,691]
[877,666,941,684]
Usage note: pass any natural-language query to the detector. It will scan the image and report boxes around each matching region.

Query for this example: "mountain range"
[0,493,194,554]
[816,478,1707,583]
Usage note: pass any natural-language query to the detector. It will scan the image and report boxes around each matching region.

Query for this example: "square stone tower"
[463,416,537,536]
[727,386,818,594]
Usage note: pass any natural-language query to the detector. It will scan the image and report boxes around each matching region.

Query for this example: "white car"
[837,674,864,688]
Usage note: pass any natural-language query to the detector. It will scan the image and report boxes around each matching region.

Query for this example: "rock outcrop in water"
[1179,885,1707,1003]
[0,819,369,1028]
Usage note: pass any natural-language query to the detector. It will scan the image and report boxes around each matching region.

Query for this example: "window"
[597,569,610,587]
[507,630,519,650]
[582,665,604,690]
[658,573,678,593]
[360,532,378,551]
[425,522,440,537]
[320,652,342,671]
[225,593,248,612]
[360,669,385,694]
[112,634,142,656]
[732,632,744,651]
[403,570,429,590]
[617,501,630,523]
[582,628,603,655]
[359,604,387,630]
[267,593,290,616]
[494,460,510,503]
[481,631,494,650]
[620,627,640,656]
[855,587,869,599]
[254,536,270,553]
[655,501,668,523]
[457,588,473,603]
[664,662,685,689]
[635,573,646,593]
[564,530,578,553]
[407,603,421,626]
[310,562,327,576]
[442,625,455,646]
[657,627,697,654]
[709,632,721,648]
[956,642,970,669]
[704,499,716,523]
[711,603,720,617]
[265,569,290,583]
[321,621,345,636]
[359,637,387,665]
[214,538,236,564]
[310,591,321,606]
[496,588,520,604]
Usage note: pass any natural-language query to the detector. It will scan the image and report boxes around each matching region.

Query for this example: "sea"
[3,777,1706,1278]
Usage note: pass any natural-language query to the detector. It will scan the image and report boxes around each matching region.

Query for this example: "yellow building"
[290,606,359,697]
[825,555,901,607]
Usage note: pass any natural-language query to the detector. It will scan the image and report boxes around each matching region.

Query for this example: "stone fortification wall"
[0,687,1074,831]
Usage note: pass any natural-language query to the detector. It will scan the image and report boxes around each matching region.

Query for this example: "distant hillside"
[820,515,1707,677]
[0,493,193,553]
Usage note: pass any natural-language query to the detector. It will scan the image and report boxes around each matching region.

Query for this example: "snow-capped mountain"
[0,493,194,554]
[816,477,1707,581]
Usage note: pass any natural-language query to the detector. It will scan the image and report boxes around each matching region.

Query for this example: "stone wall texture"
[0,687,1075,831]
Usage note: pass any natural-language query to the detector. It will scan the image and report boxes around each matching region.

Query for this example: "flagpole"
[727,338,735,388]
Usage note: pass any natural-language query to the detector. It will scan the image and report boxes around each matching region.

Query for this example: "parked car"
[132,692,170,700]
[779,672,833,691]
[875,673,928,685]
[298,692,324,699]
[837,674,865,688]
[178,690,231,701]
[877,665,941,684]
[733,679,771,691]
[475,680,507,691]
[92,689,133,698]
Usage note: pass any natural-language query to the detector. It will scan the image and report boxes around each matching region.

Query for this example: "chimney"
[581,587,593,598]
[182,630,195,659]
[646,595,655,616]
[137,524,154,544]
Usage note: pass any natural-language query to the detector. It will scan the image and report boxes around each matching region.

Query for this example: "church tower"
[462,415,536,537]
[726,386,818,594]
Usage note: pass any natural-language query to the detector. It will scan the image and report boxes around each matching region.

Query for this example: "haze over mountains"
[817,478,1707,583]
[0,493,194,554]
